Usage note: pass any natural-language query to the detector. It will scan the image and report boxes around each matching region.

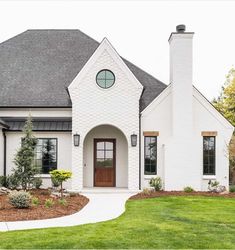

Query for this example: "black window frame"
[96,69,115,89]
[34,138,58,174]
[203,136,216,175]
[144,136,157,175]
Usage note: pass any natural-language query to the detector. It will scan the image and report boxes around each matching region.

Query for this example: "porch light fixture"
[131,133,137,147]
[73,133,80,147]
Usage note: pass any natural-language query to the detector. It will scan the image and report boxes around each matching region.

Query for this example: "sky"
[0,0,234,101]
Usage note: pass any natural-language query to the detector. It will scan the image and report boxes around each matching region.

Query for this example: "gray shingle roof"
[2,117,72,131]
[0,118,9,128]
[0,29,166,111]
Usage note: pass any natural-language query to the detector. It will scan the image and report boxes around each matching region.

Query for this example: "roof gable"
[0,29,166,110]
[68,38,143,92]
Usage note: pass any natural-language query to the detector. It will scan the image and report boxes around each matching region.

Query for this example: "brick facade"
[69,40,143,191]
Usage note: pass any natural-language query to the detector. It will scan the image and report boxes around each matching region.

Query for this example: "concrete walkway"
[0,192,135,232]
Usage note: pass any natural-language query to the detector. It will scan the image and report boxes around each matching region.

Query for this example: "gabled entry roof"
[0,29,166,111]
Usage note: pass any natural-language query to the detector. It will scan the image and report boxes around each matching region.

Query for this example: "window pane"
[145,137,150,145]
[97,142,105,150]
[97,150,104,158]
[96,159,104,167]
[97,79,106,88]
[144,136,157,175]
[105,142,113,150]
[97,70,106,79]
[34,138,57,174]
[150,165,156,175]
[209,165,215,175]
[105,70,115,80]
[145,158,151,166]
[150,137,156,144]
[145,146,150,156]
[104,159,113,168]
[106,150,113,158]
[96,70,115,89]
[105,79,114,88]
[150,159,156,166]
[203,136,215,175]
[145,164,151,174]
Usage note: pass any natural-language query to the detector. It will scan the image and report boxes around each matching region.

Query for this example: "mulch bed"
[0,189,89,222]
[130,191,235,200]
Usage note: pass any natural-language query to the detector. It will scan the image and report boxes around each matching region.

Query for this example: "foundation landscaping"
[0,117,235,248]
[0,116,88,221]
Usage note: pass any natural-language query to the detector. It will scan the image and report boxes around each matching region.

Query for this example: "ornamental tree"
[213,67,235,182]
[13,115,38,190]
[213,68,235,126]
[49,170,72,197]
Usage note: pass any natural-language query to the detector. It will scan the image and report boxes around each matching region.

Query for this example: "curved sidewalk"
[0,192,134,232]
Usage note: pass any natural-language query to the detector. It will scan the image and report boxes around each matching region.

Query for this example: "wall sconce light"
[131,133,137,147]
[73,133,80,147]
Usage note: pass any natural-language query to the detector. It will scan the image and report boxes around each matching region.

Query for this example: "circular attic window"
[96,69,115,89]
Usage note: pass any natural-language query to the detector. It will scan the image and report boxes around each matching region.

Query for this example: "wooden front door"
[94,139,116,187]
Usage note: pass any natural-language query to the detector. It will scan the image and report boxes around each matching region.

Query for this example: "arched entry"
[83,124,128,188]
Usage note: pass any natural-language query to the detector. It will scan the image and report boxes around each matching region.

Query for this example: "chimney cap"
[176,24,186,33]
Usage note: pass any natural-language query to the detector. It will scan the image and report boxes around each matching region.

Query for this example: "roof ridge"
[26,29,80,31]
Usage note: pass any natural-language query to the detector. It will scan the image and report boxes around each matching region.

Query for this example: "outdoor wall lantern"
[131,133,137,147]
[73,133,80,147]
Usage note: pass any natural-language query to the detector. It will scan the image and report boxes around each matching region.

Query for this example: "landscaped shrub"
[229,185,235,193]
[183,186,194,193]
[32,177,42,189]
[49,170,72,197]
[208,180,220,192]
[45,198,54,208]
[58,198,67,206]
[32,197,40,207]
[13,115,38,190]
[8,191,32,208]
[5,174,20,190]
[142,188,153,195]
[51,176,61,188]
[0,176,6,187]
[149,177,162,191]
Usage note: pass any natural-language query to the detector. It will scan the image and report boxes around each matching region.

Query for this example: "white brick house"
[0,25,233,191]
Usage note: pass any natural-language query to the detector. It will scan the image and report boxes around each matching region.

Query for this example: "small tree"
[13,115,37,190]
[213,68,235,126]
[49,170,72,197]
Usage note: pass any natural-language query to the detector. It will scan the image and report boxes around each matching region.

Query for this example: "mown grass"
[0,196,235,249]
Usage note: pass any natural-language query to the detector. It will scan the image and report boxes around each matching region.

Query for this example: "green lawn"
[1,196,235,249]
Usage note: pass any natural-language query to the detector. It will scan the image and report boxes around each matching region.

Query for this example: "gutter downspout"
[3,129,6,177]
[139,113,142,190]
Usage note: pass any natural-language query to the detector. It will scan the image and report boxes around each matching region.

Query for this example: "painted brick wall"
[69,44,143,191]
[0,128,3,176]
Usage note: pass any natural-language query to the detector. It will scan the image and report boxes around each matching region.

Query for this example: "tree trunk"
[61,182,63,197]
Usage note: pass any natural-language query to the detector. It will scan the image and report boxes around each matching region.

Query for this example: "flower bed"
[130,190,235,200]
[0,189,88,222]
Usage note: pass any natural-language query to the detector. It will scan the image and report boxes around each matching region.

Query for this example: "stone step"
[80,188,139,194]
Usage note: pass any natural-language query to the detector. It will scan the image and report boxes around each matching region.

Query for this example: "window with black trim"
[144,136,157,175]
[96,69,115,89]
[34,138,57,174]
[203,136,215,175]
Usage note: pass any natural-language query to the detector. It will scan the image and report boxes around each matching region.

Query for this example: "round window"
[96,69,115,89]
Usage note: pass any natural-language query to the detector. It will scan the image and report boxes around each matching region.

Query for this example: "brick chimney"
[169,25,194,137]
